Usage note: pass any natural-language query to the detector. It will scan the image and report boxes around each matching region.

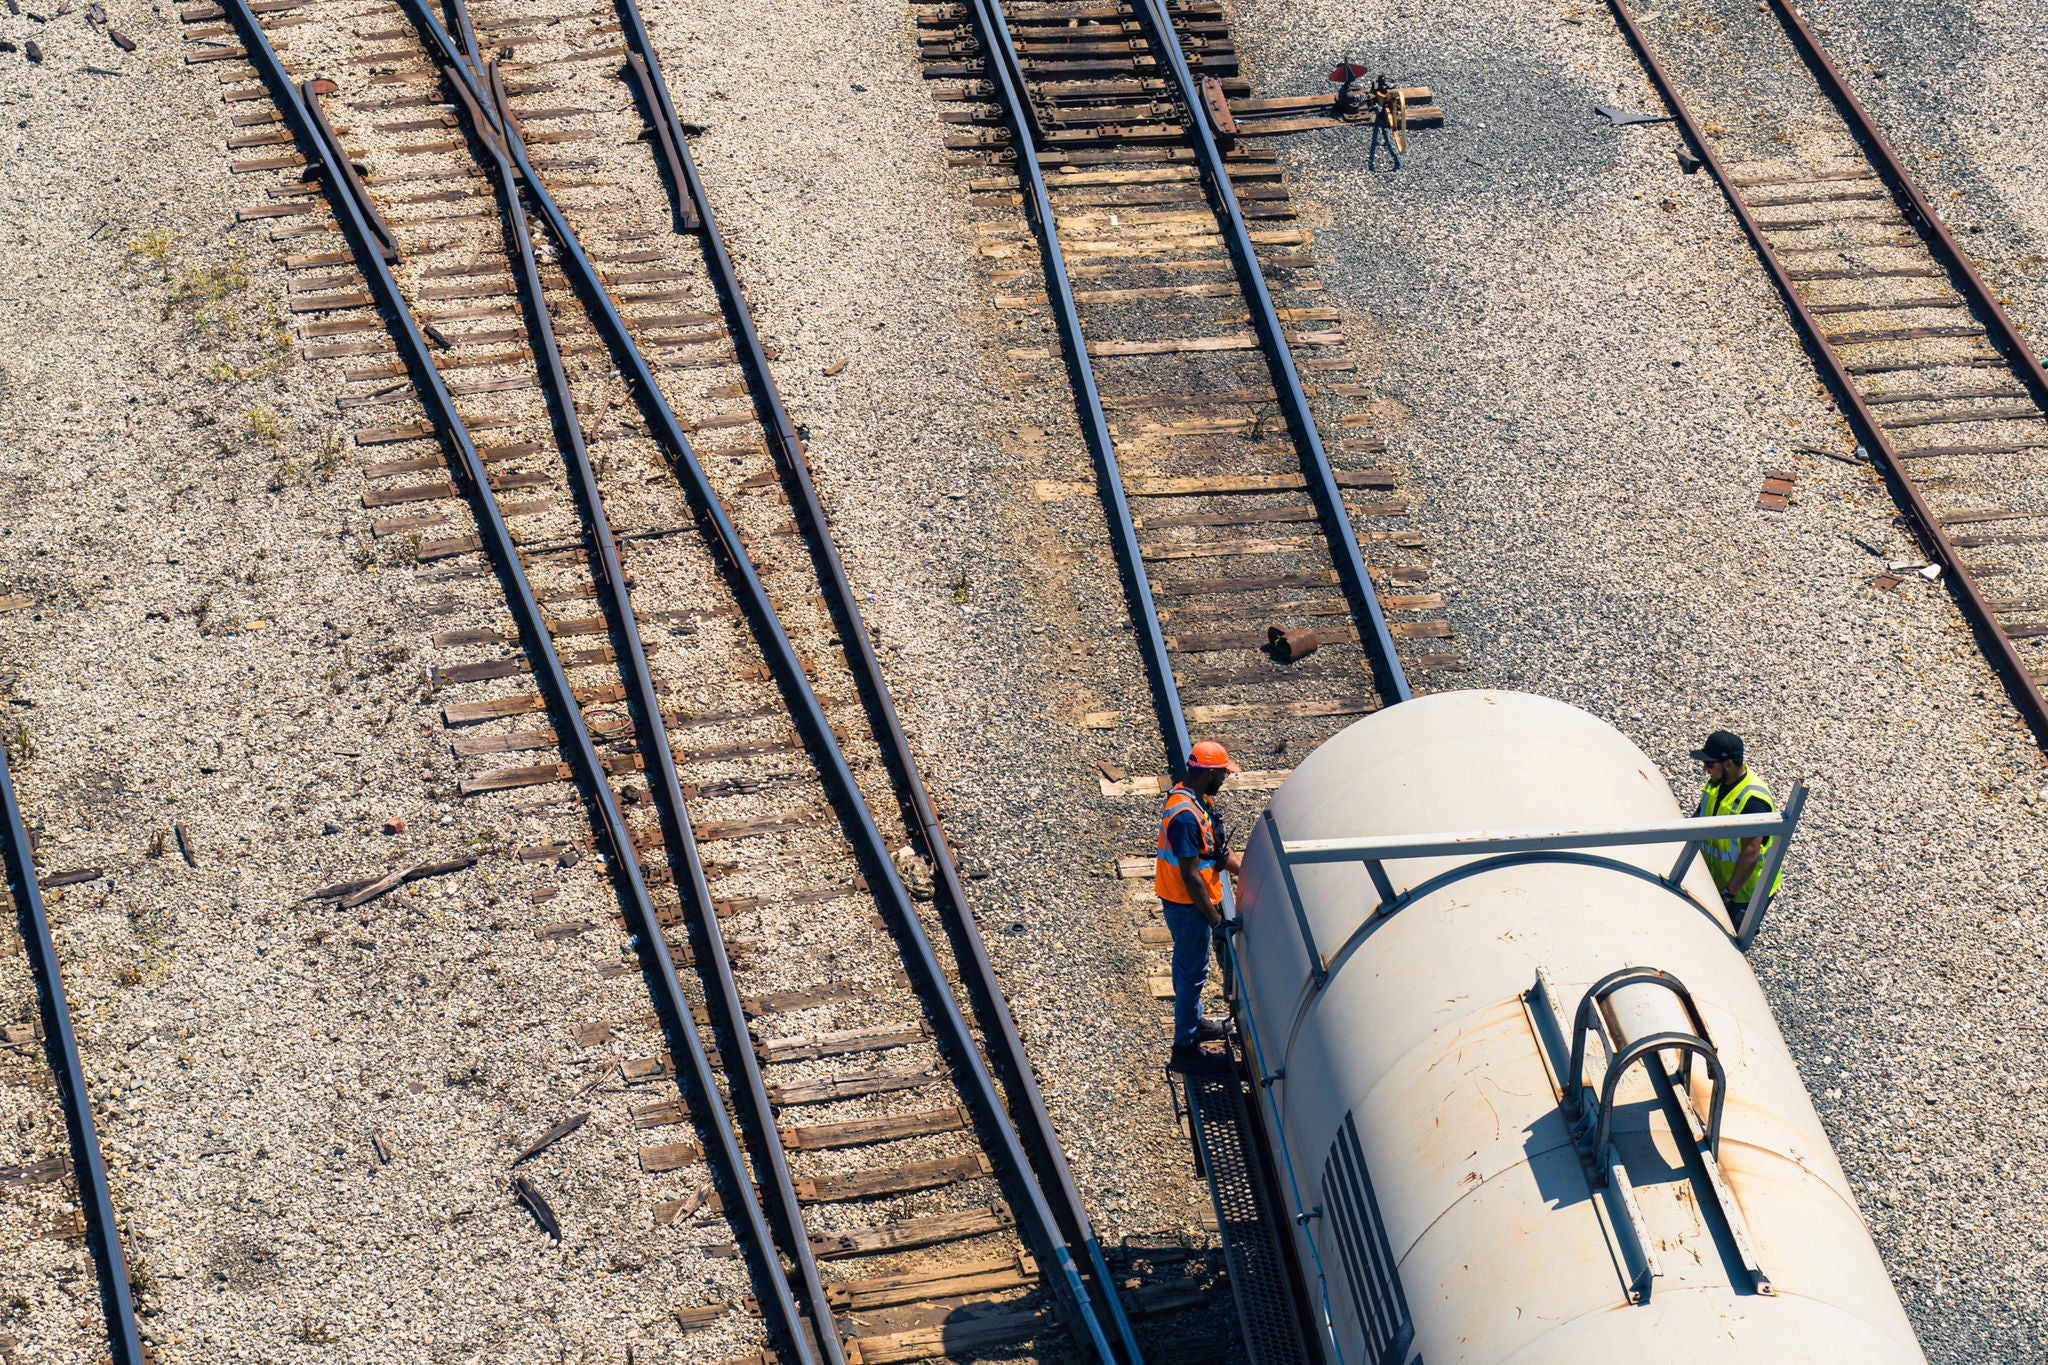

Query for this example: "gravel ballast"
[7,0,2045,1358]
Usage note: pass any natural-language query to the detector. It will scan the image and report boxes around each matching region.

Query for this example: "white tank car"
[1228,691,1921,1364]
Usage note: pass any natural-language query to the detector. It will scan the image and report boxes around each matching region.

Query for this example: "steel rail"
[441,32,846,1362]
[1123,0,1413,709]
[0,748,144,1365]
[399,4,1121,1356]
[1604,0,2048,739]
[612,2,1142,1348]
[214,8,823,1361]
[608,8,698,232]
[964,0,1192,775]
[300,83,399,261]
[1769,0,2048,410]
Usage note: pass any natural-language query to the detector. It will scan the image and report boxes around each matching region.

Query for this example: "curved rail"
[0,743,145,1365]
[216,6,825,1358]
[396,6,1123,1355]
[607,3,1144,1349]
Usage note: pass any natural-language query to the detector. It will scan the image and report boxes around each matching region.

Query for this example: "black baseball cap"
[1691,730,1743,764]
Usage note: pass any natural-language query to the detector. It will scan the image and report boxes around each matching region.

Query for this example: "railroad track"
[916,0,1462,795]
[1609,0,2048,736]
[0,746,146,1364]
[913,3,1458,1359]
[187,0,1168,1358]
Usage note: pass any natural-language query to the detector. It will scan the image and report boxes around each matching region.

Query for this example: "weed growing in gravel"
[126,226,182,267]
[2,721,33,763]
[169,247,251,317]
[317,428,344,481]
[246,404,282,445]
[189,591,220,635]
[294,1319,337,1344]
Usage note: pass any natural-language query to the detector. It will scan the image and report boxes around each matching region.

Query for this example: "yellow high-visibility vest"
[1698,771,1783,904]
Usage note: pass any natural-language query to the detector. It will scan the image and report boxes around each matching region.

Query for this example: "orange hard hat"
[1188,740,1241,773]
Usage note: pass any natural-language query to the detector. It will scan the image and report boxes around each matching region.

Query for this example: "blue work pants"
[1163,898,1221,1046]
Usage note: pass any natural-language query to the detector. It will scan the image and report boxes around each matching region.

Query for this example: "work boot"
[1167,1043,1203,1073]
[1193,1017,1228,1042]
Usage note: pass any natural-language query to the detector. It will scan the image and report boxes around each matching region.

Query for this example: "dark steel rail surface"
[0,744,145,1365]
[965,0,1193,774]
[1606,0,2048,741]
[606,2,1144,1352]
[442,6,847,1352]
[395,3,1124,1356]
[216,6,825,1361]
[447,20,849,1360]
[1125,0,1412,712]
[1766,0,2048,409]
[959,0,1413,795]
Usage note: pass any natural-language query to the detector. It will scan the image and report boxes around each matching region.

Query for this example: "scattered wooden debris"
[511,1174,561,1241]
[511,1111,589,1164]
[303,855,477,909]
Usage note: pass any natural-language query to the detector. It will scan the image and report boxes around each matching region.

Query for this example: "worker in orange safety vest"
[1156,741,1244,1071]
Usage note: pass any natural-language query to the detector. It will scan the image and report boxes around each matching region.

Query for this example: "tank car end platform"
[1177,1048,1318,1365]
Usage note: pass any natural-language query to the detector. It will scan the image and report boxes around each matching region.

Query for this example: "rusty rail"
[395,1,1125,1356]
[217,4,825,1359]
[1606,0,2048,739]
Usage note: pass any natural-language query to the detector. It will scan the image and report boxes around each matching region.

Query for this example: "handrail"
[1562,967,1723,1161]
[1271,783,1808,953]
[1,747,144,1364]
[1592,1032,1726,1164]
[398,6,1121,1356]
[214,7,821,1360]
[1282,810,1796,863]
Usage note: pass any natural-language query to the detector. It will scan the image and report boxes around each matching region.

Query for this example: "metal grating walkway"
[1183,1058,1314,1365]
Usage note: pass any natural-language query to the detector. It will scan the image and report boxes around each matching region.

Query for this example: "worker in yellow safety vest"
[1157,741,1244,1071]
[1690,729,1783,923]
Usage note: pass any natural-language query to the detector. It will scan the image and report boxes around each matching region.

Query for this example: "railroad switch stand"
[1190,57,1442,152]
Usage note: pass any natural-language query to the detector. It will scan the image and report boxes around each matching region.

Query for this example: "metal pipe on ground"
[400,3,1121,1357]
[215,7,822,1361]
[0,747,145,1365]
[1604,0,2048,742]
